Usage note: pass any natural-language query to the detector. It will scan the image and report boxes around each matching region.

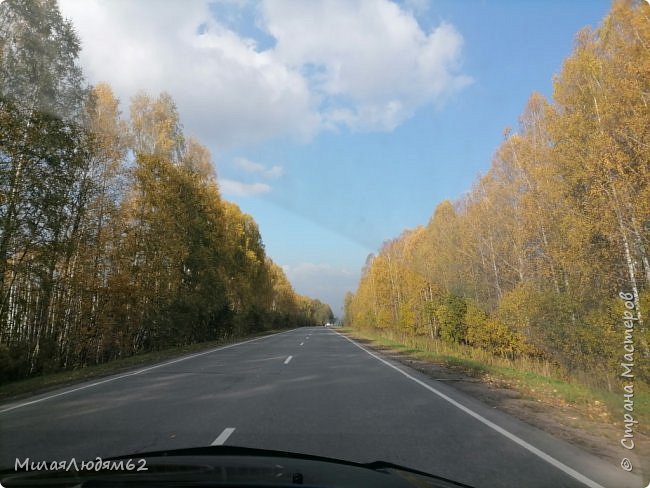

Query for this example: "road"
[0,327,643,487]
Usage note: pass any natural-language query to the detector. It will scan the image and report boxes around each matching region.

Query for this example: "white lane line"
[332,330,606,488]
[284,355,293,364]
[0,329,298,415]
[211,427,236,446]
[300,342,304,346]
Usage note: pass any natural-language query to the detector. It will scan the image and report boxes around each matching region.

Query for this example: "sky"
[58,0,612,316]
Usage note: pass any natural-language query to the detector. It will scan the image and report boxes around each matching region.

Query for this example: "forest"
[0,0,333,383]
[345,0,650,388]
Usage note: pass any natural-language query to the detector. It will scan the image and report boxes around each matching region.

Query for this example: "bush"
[0,341,30,383]
[437,294,467,344]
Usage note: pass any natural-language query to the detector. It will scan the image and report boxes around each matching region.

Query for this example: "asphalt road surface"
[0,327,644,487]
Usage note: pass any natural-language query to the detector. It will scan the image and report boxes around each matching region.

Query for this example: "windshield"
[0,1,648,487]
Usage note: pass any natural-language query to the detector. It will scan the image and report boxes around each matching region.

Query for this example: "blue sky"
[59,0,612,315]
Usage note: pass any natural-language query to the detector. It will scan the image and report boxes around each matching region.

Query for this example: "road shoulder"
[339,329,649,486]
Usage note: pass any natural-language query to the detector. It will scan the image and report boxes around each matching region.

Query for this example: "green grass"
[342,327,650,433]
[0,328,293,401]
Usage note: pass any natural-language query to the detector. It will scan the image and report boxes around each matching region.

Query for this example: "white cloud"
[283,262,346,276]
[282,262,358,315]
[219,179,271,196]
[264,165,284,179]
[404,0,430,15]
[58,0,319,148]
[233,157,265,173]
[262,0,472,130]
[233,157,284,179]
[59,0,470,146]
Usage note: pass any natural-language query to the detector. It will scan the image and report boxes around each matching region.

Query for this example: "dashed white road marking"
[331,329,607,488]
[211,427,236,446]
[284,355,293,364]
[300,342,304,346]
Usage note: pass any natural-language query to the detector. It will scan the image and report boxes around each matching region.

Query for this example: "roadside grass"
[340,327,650,434]
[0,328,294,402]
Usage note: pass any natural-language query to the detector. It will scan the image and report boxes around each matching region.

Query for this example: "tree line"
[0,0,333,383]
[345,0,649,387]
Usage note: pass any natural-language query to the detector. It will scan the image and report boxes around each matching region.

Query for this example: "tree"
[0,0,93,375]
[346,0,649,383]
[0,0,86,120]
[129,91,185,163]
